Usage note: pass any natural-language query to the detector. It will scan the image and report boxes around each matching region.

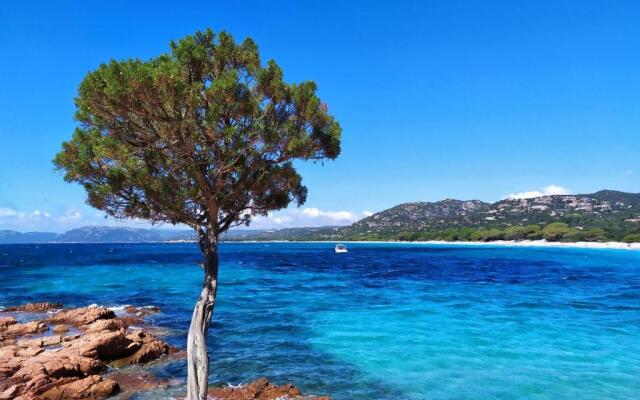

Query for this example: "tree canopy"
[54,29,341,234]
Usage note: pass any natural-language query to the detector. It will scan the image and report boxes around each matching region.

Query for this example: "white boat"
[335,244,348,253]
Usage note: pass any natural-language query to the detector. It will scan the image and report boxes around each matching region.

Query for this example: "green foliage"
[504,225,541,240]
[563,227,607,242]
[444,227,476,241]
[470,229,505,242]
[623,233,640,243]
[335,221,625,244]
[271,221,636,244]
[526,227,544,240]
[541,223,574,241]
[584,228,607,241]
[396,231,420,241]
[54,29,341,234]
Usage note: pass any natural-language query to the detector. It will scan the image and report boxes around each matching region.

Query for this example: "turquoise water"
[1,243,639,399]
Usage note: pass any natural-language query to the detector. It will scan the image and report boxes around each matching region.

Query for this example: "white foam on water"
[107,304,131,311]
[225,383,245,389]
[107,304,158,315]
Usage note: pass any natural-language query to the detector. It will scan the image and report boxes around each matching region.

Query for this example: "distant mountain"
[346,199,488,234]
[53,226,192,243]
[0,230,58,243]
[337,189,640,242]
[0,226,192,244]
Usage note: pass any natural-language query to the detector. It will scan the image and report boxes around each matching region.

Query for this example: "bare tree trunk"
[186,229,218,400]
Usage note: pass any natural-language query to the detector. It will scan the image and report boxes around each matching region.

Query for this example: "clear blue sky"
[0,1,638,232]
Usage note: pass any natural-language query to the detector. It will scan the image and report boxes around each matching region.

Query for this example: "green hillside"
[224,190,640,243]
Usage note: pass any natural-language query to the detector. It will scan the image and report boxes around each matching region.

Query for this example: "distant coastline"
[2,227,639,250]
[364,239,640,250]
[220,239,640,250]
[3,190,640,245]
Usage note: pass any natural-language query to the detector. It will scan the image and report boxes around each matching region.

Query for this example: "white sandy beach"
[234,239,640,250]
[340,239,640,250]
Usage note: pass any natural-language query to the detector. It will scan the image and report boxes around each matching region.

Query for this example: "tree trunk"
[186,229,219,400]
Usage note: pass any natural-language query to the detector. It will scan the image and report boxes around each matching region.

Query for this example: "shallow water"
[1,242,639,399]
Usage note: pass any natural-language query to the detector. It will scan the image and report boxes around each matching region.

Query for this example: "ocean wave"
[107,304,158,312]
[224,383,245,389]
[107,304,132,311]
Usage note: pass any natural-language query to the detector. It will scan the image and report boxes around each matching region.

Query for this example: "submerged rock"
[52,325,69,334]
[123,305,160,316]
[114,315,144,328]
[5,302,63,313]
[207,378,331,400]
[107,370,180,399]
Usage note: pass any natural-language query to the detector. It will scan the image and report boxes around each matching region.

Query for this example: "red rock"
[0,303,207,400]
[4,302,63,313]
[117,315,145,327]
[63,329,134,360]
[108,330,177,365]
[55,327,174,365]
[0,384,21,400]
[0,316,17,328]
[84,319,121,334]
[53,325,69,334]
[127,339,173,364]
[13,353,106,382]
[207,378,331,400]
[0,346,23,380]
[123,305,160,316]
[1,352,107,399]
[47,307,115,327]
[39,375,119,399]
[17,335,68,348]
[16,347,45,358]
[84,316,144,333]
[1,320,47,338]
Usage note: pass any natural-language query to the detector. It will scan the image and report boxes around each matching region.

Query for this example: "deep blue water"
[1,242,639,399]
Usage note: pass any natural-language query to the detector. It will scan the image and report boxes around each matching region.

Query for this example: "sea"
[1,242,638,399]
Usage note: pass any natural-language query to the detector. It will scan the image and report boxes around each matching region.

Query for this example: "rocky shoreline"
[0,302,329,400]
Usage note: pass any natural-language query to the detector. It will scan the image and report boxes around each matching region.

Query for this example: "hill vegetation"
[224,190,640,243]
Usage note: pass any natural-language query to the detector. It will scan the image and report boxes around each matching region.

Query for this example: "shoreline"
[387,239,640,250]
[0,303,327,400]
[222,239,640,250]
[2,239,638,250]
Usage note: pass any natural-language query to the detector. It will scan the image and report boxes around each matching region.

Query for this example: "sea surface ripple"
[0,242,638,399]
